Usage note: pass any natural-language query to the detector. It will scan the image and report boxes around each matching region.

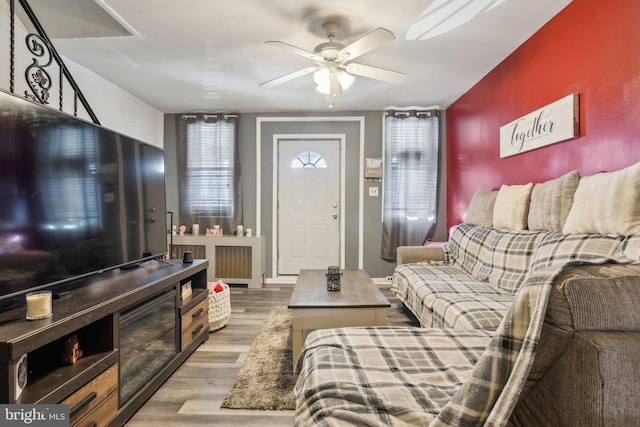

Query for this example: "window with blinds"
[381,111,440,259]
[184,120,236,217]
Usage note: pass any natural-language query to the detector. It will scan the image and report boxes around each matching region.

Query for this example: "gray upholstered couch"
[392,223,629,331]
[294,163,640,426]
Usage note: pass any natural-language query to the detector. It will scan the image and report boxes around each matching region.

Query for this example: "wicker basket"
[208,282,231,332]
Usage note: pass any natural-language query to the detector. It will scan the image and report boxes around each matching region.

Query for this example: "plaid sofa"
[295,259,640,426]
[391,223,625,330]
[295,165,640,425]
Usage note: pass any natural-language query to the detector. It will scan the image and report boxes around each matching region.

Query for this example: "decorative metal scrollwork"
[24,33,53,105]
[7,0,100,123]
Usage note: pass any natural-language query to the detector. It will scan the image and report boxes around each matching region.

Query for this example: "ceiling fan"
[260,19,406,107]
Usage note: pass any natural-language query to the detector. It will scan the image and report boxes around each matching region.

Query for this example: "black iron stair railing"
[8,0,100,124]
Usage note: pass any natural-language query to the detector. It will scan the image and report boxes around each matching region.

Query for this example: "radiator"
[215,246,252,279]
[172,244,252,279]
[171,245,206,260]
[170,235,266,288]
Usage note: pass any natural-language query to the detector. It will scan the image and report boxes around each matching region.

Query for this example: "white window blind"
[185,120,236,217]
[382,112,440,259]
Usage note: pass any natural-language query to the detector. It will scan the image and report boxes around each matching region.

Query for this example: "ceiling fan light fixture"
[329,71,340,99]
[336,69,354,90]
[314,67,354,97]
[313,67,331,94]
[262,20,404,107]
[316,83,330,95]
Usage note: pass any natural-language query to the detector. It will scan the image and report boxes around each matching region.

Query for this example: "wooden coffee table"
[288,269,390,368]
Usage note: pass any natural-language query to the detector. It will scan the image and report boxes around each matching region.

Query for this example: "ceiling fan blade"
[345,63,406,84]
[338,28,395,61]
[265,41,326,62]
[260,66,320,88]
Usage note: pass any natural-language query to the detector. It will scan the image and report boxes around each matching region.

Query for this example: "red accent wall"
[446,0,640,227]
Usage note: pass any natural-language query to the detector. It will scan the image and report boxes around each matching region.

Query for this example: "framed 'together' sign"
[500,93,580,158]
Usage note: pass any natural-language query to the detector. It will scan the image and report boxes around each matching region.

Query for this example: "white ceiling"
[27,0,571,113]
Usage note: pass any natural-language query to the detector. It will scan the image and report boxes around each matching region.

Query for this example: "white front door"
[277,139,341,275]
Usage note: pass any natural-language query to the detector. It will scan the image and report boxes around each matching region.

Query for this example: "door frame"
[256,116,366,281]
[272,134,346,278]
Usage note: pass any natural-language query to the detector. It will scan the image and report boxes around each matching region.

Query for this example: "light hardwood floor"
[125,281,418,427]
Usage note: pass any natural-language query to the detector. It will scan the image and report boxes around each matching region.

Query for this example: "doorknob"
[333,213,338,219]
[333,203,338,208]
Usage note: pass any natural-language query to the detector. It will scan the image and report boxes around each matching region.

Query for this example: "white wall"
[0,2,163,147]
[64,59,164,147]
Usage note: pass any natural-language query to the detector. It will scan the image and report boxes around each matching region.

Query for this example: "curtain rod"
[383,109,439,118]
[181,114,238,120]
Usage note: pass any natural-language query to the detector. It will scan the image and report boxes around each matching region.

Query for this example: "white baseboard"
[266,276,297,284]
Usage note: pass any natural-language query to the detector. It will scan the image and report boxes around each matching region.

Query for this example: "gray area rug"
[220,305,297,410]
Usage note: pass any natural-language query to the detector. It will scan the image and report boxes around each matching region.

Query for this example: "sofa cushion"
[563,162,640,235]
[430,294,515,330]
[464,188,498,227]
[392,262,511,327]
[294,327,493,426]
[480,229,549,293]
[530,233,624,272]
[545,263,640,331]
[446,224,497,278]
[396,245,447,265]
[493,183,533,230]
[528,170,580,232]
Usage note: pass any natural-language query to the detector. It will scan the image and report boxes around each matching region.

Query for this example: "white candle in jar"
[26,291,52,320]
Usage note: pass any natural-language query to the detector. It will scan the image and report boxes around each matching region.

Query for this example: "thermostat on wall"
[365,158,383,180]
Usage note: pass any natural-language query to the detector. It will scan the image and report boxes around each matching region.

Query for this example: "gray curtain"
[177,114,242,235]
[381,110,440,260]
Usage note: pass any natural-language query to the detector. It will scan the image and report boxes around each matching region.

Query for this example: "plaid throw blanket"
[392,261,511,328]
[295,258,621,426]
[294,327,493,426]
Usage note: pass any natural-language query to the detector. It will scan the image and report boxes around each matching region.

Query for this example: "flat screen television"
[0,89,167,309]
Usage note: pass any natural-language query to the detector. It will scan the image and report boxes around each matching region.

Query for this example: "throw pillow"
[563,162,640,235]
[492,183,533,230]
[528,170,580,232]
[446,223,497,278]
[464,188,498,227]
[481,229,549,293]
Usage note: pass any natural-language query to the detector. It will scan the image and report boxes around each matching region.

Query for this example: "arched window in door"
[290,150,328,168]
